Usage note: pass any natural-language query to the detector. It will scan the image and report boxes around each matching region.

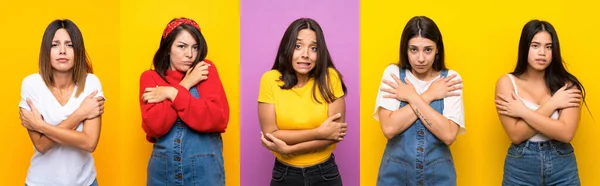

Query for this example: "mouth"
[414,65,428,69]
[535,59,548,64]
[296,62,312,68]
[182,61,193,66]
[57,58,69,62]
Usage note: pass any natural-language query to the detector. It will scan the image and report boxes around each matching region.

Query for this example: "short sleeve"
[373,65,402,121]
[328,68,345,98]
[443,70,466,134]
[19,75,39,111]
[84,74,105,100]
[258,71,277,104]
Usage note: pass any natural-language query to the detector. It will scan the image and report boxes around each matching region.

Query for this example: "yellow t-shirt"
[258,68,345,166]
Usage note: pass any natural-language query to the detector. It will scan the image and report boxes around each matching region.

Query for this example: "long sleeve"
[139,70,178,142]
[170,60,230,133]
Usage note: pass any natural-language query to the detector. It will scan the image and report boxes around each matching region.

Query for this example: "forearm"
[270,129,323,145]
[512,101,559,141]
[408,95,458,145]
[381,94,433,139]
[29,112,87,152]
[38,117,101,153]
[287,139,337,155]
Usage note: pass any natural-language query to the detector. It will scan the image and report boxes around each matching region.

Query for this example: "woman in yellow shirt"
[258,18,348,186]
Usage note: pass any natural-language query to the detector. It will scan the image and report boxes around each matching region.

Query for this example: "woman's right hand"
[76,90,105,119]
[423,74,462,101]
[181,61,210,89]
[317,113,347,141]
[547,84,582,110]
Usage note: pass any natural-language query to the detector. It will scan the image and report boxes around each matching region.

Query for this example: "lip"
[57,58,69,62]
[414,65,427,68]
[182,61,193,65]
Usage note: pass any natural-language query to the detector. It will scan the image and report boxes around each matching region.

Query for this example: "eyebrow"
[52,40,72,43]
[408,45,434,48]
[531,41,552,45]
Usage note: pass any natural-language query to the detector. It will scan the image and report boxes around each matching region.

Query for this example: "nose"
[417,51,425,63]
[185,47,193,58]
[301,47,309,59]
[538,47,546,56]
[59,44,66,55]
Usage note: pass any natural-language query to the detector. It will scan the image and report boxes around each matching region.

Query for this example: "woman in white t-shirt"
[374,16,465,185]
[18,19,105,186]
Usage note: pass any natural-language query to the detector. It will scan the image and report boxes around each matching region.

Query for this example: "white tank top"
[507,74,559,142]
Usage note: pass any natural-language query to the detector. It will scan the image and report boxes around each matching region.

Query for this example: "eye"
[409,48,417,52]
[531,44,539,48]
[425,48,432,53]
[67,44,73,47]
[546,45,552,49]
[295,44,301,49]
[51,44,58,47]
[311,47,317,51]
[193,45,199,50]
[177,45,185,49]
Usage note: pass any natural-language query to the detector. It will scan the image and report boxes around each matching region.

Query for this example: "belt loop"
[524,140,531,149]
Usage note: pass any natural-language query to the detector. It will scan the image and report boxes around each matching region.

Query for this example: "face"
[407,36,437,75]
[50,28,75,72]
[292,29,318,76]
[169,29,198,72]
[527,31,553,71]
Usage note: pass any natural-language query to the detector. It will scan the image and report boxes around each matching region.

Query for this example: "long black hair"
[512,20,588,113]
[271,18,347,103]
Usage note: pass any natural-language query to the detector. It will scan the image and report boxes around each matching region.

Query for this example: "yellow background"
[0,0,239,185]
[120,0,240,185]
[360,0,600,185]
[0,0,122,185]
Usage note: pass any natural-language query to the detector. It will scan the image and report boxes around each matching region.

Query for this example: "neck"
[295,73,310,88]
[411,69,439,81]
[52,71,74,89]
[521,66,545,82]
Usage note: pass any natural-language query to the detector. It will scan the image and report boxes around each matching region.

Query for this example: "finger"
[510,92,518,100]
[382,80,398,89]
[570,98,582,103]
[326,113,342,123]
[340,122,348,128]
[338,137,344,141]
[570,103,581,107]
[495,99,508,106]
[447,92,461,97]
[265,133,287,146]
[390,73,402,85]
[560,83,568,91]
[449,85,463,92]
[380,88,396,94]
[260,132,274,146]
[144,87,155,92]
[26,98,39,113]
[496,94,508,102]
[404,77,413,86]
[447,79,463,86]
[445,74,457,82]
[86,90,99,99]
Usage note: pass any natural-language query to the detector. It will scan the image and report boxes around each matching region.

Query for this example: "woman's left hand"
[261,132,293,157]
[142,86,177,103]
[19,98,45,132]
[496,92,529,118]
[381,73,419,102]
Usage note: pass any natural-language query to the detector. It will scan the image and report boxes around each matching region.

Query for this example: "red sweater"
[139,60,229,143]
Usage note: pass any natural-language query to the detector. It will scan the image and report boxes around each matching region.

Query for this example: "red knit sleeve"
[139,70,179,142]
[170,60,230,133]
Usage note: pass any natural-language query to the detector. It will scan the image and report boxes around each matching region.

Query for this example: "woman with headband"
[139,17,230,185]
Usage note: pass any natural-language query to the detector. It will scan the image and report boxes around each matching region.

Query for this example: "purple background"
[240,0,360,185]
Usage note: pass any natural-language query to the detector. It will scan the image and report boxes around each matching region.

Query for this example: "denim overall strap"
[377,68,454,186]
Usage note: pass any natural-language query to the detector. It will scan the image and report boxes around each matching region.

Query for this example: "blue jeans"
[503,140,580,185]
[270,154,342,186]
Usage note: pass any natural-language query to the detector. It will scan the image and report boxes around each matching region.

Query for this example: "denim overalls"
[377,69,456,186]
[147,86,225,186]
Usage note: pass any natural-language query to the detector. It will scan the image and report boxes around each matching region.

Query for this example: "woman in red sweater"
[139,17,230,185]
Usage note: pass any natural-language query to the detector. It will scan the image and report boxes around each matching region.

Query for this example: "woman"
[19,19,105,186]
[139,17,229,185]
[374,16,465,185]
[258,18,348,186]
[496,20,585,185]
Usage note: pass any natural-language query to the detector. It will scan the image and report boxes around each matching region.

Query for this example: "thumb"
[86,90,98,99]
[26,98,39,113]
[511,92,517,100]
[326,113,342,123]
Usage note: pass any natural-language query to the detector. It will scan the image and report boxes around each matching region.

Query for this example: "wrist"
[421,92,433,103]
[406,93,422,104]
[168,87,179,101]
[179,80,191,90]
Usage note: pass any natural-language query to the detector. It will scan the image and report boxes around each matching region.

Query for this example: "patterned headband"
[162,18,201,39]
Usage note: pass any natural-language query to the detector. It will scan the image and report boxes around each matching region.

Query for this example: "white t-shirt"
[373,65,466,134]
[19,73,103,186]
